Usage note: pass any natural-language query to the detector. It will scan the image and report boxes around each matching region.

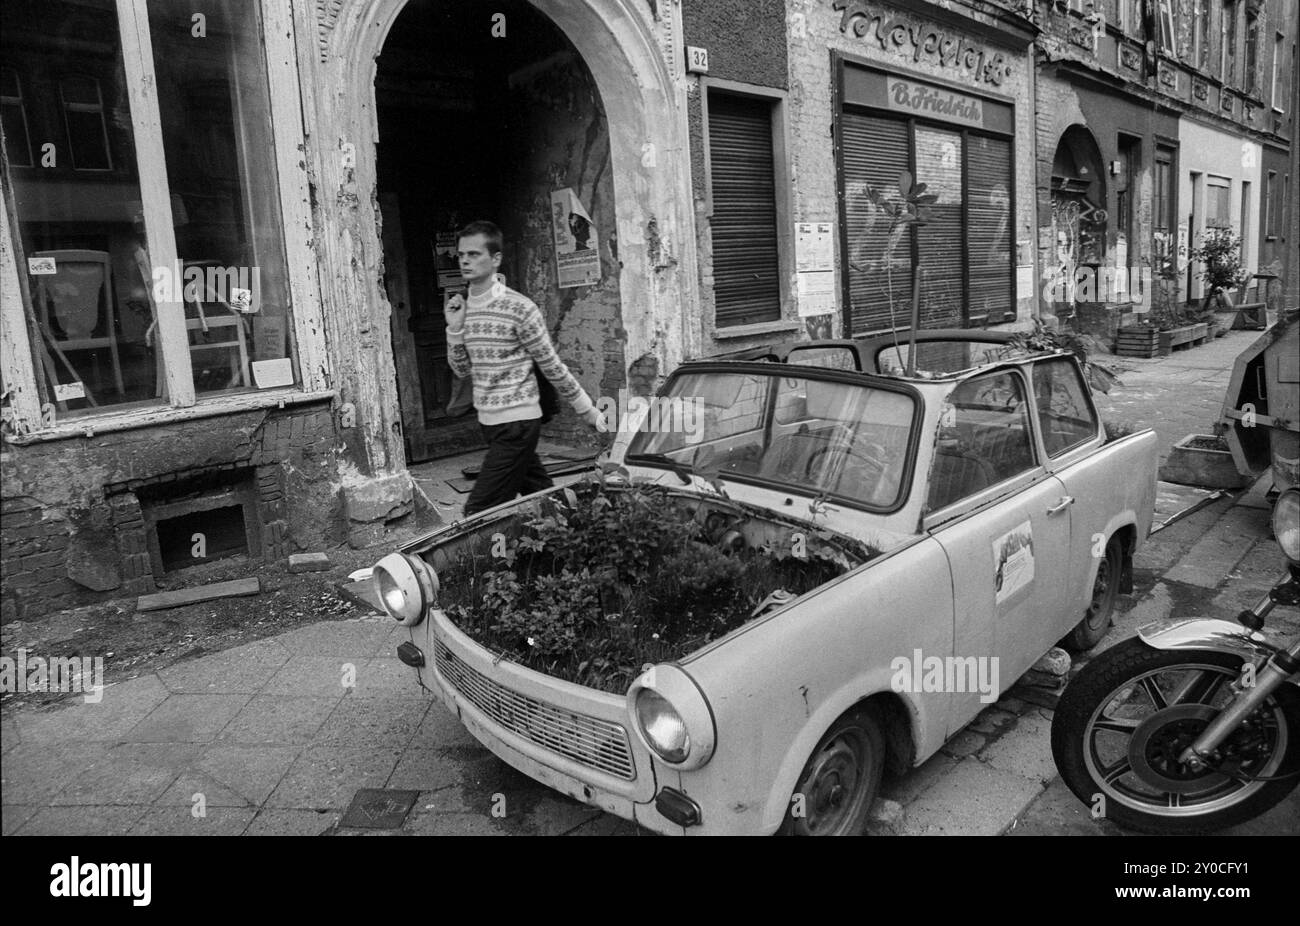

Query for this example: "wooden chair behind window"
[32,249,125,398]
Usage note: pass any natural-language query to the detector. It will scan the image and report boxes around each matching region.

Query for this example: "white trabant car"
[372,332,1158,835]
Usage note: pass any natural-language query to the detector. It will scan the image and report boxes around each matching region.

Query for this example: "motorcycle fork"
[1179,586,1300,769]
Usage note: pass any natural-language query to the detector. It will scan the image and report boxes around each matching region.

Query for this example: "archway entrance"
[1050,125,1108,294]
[375,0,622,461]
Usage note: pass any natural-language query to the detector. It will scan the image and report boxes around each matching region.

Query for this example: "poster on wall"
[550,188,601,288]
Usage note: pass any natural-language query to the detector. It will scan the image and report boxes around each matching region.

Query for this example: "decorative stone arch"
[293,0,698,478]
[1050,124,1108,276]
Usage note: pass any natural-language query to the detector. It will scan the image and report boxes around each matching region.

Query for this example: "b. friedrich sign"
[885,76,982,127]
[832,0,1013,87]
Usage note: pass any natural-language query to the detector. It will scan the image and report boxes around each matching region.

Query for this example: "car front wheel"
[781,706,885,836]
[1064,535,1122,652]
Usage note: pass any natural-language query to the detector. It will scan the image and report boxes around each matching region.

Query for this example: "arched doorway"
[305,0,696,475]
[374,0,623,460]
[1050,125,1107,289]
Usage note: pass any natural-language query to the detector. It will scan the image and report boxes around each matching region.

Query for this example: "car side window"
[927,371,1036,512]
[1032,358,1098,457]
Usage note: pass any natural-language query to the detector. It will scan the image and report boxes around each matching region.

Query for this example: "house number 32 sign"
[687,46,709,74]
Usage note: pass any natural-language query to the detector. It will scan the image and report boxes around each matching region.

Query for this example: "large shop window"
[1,0,294,419]
[839,67,1014,335]
[707,90,782,328]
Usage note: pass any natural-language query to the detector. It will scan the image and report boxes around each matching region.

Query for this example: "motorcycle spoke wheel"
[1052,637,1300,834]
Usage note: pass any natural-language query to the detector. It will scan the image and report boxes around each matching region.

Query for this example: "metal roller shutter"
[914,125,964,329]
[966,135,1014,324]
[841,113,913,335]
[708,92,781,327]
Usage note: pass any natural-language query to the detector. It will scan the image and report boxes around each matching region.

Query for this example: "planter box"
[1158,323,1209,354]
[1158,433,1249,489]
[1115,326,1160,357]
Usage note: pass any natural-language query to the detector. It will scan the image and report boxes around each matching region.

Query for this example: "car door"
[1031,357,1157,632]
[925,369,1074,732]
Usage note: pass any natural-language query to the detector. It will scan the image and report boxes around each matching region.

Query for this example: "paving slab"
[978,711,1057,784]
[260,654,360,698]
[265,745,403,810]
[156,640,290,694]
[273,621,395,657]
[1,717,20,755]
[413,699,481,749]
[385,747,476,792]
[154,767,254,808]
[402,809,512,836]
[350,657,425,699]
[311,696,430,747]
[508,792,603,835]
[219,695,341,745]
[1,741,109,805]
[50,743,203,806]
[1006,776,1114,836]
[128,805,258,836]
[899,758,1043,836]
[123,693,252,743]
[186,744,304,806]
[243,808,340,836]
[881,751,960,806]
[14,805,151,836]
[1163,505,1271,588]
[13,674,170,742]
[1,804,40,835]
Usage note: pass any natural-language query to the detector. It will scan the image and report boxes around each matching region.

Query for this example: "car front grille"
[434,639,636,780]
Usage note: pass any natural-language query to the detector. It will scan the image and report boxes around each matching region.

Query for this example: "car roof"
[707,329,1066,381]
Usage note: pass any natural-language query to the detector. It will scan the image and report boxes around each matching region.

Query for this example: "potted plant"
[1190,227,1251,312]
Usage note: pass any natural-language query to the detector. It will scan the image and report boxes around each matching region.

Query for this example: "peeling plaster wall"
[503,51,626,443]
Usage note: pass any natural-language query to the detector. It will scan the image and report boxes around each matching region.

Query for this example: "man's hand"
[580,405,608,432]
[444,293,466,332]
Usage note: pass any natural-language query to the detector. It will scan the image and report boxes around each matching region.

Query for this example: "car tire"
[780,705,885,836]
[1064,535,1122,653]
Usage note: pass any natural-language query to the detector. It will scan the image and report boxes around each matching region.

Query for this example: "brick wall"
[0,401,339,622]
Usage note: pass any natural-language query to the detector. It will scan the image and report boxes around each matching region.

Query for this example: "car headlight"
[371,552,439,626]
[1274,488,1300,563]
[628,664,716,770]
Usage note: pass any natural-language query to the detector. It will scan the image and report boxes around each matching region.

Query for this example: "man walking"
[445,220,604,516]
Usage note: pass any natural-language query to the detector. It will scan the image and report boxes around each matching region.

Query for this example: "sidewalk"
[3,330,1295,836]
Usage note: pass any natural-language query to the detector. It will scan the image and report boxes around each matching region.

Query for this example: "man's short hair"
[457,220,503,255]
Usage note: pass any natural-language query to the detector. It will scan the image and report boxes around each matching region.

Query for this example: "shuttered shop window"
[842,113,913,335]
[914,125,963,328]
[708,92,781,327]
[840,110,1014,333]
[966,135,1013,323]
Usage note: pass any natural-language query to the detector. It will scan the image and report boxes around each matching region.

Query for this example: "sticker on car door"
[993,520,1034,605]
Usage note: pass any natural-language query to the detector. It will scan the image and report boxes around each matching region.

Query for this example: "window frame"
[0,0,329,438]
[701,78,794,335]
[1222,0,1238,87]
[0,67,34,168]
[1273,31,1288,113]
[1265,170,1277,239]
[1205,175,1232,229]
[1030,355,1102,462]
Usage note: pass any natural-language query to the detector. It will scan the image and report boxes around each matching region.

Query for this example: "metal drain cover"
[339,789,419,829]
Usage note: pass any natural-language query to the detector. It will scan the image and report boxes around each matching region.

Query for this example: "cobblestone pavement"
[3,328,1297,836]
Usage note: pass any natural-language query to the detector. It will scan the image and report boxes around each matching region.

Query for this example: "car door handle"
[1046,496,1075,516]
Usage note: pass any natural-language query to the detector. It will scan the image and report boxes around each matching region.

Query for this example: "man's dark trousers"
[463,418,552,516]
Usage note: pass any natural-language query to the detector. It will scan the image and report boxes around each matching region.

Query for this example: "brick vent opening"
[138,467,263,577]
[155,504,248,572]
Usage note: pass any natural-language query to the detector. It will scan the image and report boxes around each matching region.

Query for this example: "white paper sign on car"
[992,520,1034,605]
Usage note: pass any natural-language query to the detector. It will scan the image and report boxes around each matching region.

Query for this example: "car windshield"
[625,370,916,509]
[871,340,1015,375]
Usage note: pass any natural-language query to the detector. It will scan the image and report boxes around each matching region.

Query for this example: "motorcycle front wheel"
[1051,637,1300,834]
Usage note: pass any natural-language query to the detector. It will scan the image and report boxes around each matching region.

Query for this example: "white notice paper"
[797,270,835,317]
[252,358,295,389]
[795,222,834,272]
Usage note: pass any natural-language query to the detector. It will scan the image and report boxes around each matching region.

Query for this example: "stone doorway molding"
[291,0,700,481]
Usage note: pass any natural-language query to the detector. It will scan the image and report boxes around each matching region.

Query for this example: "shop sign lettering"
[832,0,1012,87]
[886,77,983,127]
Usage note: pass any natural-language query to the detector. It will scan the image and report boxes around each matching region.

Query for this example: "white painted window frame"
[0,0,329,439]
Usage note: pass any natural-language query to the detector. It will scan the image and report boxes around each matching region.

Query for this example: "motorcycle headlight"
[1274,488,1300,563]
[628,665,716,770]
[371,552,439,626]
